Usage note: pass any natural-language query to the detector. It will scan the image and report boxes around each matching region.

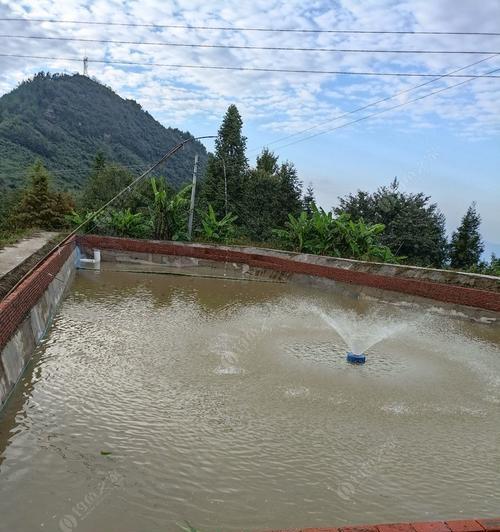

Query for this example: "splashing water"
[317,308,410,356]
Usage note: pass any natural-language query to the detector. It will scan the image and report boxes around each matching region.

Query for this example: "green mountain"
[0,72,208,190]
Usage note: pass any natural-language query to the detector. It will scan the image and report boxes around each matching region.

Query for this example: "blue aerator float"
[346,352,366,364]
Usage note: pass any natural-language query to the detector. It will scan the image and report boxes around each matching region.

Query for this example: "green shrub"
[274,206,397,262]
[197,204,237,243]
[150,178,191,240]
[66,208,151,239]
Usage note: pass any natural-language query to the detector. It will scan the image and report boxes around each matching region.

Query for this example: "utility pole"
[222,158,228,216]
[188,153,199,240]
[83,56,89,76]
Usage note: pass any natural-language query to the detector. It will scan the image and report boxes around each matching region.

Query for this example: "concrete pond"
[0,237,499,531]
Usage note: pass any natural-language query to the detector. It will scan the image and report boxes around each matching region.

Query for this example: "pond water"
[0,270,499,532]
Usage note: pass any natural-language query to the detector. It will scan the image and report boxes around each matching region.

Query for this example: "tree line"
[0,104,497,276]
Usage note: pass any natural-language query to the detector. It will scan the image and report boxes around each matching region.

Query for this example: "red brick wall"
[77,235,500,313]
[263,518,500,532]
[0,239,75,353]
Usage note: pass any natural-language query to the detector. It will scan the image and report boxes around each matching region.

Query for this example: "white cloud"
[0,0,499,239]
[0,0,499,139]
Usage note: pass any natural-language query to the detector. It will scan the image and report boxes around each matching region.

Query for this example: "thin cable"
[1,53,500,78]
[272,65,500,151]
[1,33,499,55]
[253,53,499,152]
[1,18,500,36]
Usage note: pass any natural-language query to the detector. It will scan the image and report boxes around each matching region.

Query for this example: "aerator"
[346,352,366,364]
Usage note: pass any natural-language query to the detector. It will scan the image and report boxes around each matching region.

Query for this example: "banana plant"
[273,211,310,252]
[150,178,191,240]
[107,208,150,238]
[274,207,397,262]
[197,204,237,243]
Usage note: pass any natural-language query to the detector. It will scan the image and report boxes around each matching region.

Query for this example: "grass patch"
[0,227,37,250]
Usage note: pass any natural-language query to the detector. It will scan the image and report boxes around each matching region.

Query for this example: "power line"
[1,33,499,55]
[1,17,500,37]
[271,64,500,151]
[254,53,500,152]
[1,53,500,78]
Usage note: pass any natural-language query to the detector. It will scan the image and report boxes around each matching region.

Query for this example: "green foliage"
[106,209,151,238]
[274,207,397,262]
[466,254,500,276]
[336,178,447,267]
[274,211,311,252]
[239,149,303,241]
[79,154,149,211]
[0,178,22,229]
[200,104,248,217]
[149,178,191,240]
[13,159,74,229]
[0,72,207,190]
[0,227,36,249]
[65,210,96,229]
[449,202,484,269]
[66,208,150,239]
[484,254,500,276]
[302,184,316,215]
[150,177,168,239]
[197,204,237,243]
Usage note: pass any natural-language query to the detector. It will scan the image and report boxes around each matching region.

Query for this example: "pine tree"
[14,160,74,229]
[302,183,316,215]
[79,153,138,211]
[200,105,248,217]
[256,148,279,175]
[240,150,303,241]
[449,202,484,269]
[276,161,303,222]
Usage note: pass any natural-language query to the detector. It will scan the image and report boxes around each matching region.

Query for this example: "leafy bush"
[274,206,397,262]
[66,208,151,239]
[468,253,500,277]
[150,178,191,240]
[336,179,447,267]
[197,204,237,243]
[273,211,310,252]
[106,209,151,238]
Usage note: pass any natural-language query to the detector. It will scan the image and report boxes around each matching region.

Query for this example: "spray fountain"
[317,309,410,364]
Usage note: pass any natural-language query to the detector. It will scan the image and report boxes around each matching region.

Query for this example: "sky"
[0,0,499,253]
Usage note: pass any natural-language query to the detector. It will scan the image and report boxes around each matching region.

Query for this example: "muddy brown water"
[0,270,499,532]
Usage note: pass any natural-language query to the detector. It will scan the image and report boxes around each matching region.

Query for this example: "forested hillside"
[0,72,207,190]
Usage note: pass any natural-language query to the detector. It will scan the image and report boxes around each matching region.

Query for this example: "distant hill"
[0,72,208,190]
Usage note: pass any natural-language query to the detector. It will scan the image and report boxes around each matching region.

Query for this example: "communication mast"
[83,56,88,76]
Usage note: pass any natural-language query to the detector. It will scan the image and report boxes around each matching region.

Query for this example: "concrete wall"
[0,241,76,409]
[78,235,500,314]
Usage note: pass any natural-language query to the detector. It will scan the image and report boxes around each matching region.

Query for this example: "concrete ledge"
[77,236,500,312]
[259,518,500,532]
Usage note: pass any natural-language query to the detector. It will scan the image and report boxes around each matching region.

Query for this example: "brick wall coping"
[80,235,500,291]
[77,235,500,313]
[262,518,500,532]
[0,238,75,353]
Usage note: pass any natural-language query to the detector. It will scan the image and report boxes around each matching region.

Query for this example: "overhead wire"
[270,64,500,151]
[1,53,500,78]
[1,18,499,36]
[252,53,500,152]
[1,33,499,55]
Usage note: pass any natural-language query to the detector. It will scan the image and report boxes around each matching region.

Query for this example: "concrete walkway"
[0,232,58,278]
